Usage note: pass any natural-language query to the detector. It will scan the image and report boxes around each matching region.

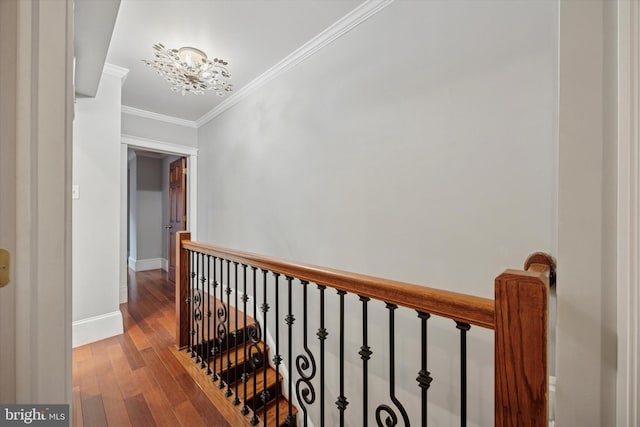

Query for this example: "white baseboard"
[72,310,123,348]
[161,258,168,271]
[129,257,164,272]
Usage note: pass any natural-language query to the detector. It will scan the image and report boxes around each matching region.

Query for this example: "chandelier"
[142,43,233,96]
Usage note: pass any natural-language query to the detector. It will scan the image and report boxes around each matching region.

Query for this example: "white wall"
[128,151,137,262]
[134,156,164,266]
[196,1,558,425]
[122,112,197,147]
[556,1,617,426]
[72,66,127,347]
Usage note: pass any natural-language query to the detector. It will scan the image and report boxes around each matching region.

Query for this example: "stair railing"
[175,231,554,427]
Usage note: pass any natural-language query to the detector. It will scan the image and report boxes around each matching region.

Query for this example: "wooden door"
[168,157,187,283]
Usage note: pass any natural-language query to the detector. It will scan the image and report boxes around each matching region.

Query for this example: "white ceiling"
[104,0,363,122]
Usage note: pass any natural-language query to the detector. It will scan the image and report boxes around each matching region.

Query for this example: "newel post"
[175,231,191,349]
[494,253,554,427]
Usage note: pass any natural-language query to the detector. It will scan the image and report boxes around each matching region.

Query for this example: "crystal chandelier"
[142,43,233,96]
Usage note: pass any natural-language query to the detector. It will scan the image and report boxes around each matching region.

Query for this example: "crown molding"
[121,105,198,128]
[195,0,394,127]
[103,63,129,83]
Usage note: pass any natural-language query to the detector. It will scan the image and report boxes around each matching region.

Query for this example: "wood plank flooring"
[72,269,231,427]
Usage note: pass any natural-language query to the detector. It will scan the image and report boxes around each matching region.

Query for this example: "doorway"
[127,150,185,276]
[120,135,198,304]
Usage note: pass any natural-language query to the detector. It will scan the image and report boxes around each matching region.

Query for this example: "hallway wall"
[72,65,127,347]
[130,155,164,269]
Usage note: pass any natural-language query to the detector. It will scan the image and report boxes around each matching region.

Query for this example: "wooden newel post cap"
[524,252,556,287]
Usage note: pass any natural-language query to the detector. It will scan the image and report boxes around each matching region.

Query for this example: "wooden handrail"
[179,234,495,329]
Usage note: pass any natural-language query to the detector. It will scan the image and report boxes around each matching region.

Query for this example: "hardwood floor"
[72,269,231,427]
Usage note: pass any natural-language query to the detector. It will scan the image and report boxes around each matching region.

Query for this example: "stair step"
[192,320,257,358]
[212,341,268,384]
[175,298,299,427]
[262,398,298,427]
[236,367,281,409]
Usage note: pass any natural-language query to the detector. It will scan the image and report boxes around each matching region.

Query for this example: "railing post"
[494,254,553,427]
[176,230,191,349]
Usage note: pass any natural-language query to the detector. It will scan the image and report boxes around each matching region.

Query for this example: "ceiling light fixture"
[142,43,233,96]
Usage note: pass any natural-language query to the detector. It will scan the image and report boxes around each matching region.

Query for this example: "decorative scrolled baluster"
[249,266,261,426]
[211,256,219,382]
[193,252,199,362]
[376,405,399,427]
[375,303,409,427]
[241,264,250,416]
[417,311,432,427]
[185,250,193,355]
[455,321,471,427]
[359,296,372,427]
[295,281,316,427]
[285,276,295,426]
[195,252,204,364]
[317,284,327,427]
[216,257,228,390]
[190,250,196,358]
[336,290,348,426]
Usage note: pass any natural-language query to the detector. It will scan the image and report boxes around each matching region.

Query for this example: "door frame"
[617,1,640,425]
[120,134,198,303]
[0,0,73,403]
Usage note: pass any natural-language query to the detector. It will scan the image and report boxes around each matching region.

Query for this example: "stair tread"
[236,367,281,402]
[212,340,268,371]
[263,398,298,427]
[207,295,257,332]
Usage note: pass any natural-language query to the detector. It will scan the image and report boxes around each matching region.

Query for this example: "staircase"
[171,299,298,427]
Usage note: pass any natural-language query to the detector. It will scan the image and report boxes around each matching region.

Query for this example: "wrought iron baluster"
[217,257,228,390]
[273,273,282,424]
[455,321,471,427]
[185,250,192,355]
[336,290,348,427]
[212,256,219,382]
[241,264,250,415]
[417,312,432,427]
[199,253,206,368]
[232,262,241,405]
[205,255,212,375]
[249,266,261,426]
[190,250,196,358]
[317,285,327,427]
[225,260,233,398]
[261,269,270,427]
[285,276,295,426]
[359,296,372,427]
[375,303,409,427]
[296,281,316,427]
